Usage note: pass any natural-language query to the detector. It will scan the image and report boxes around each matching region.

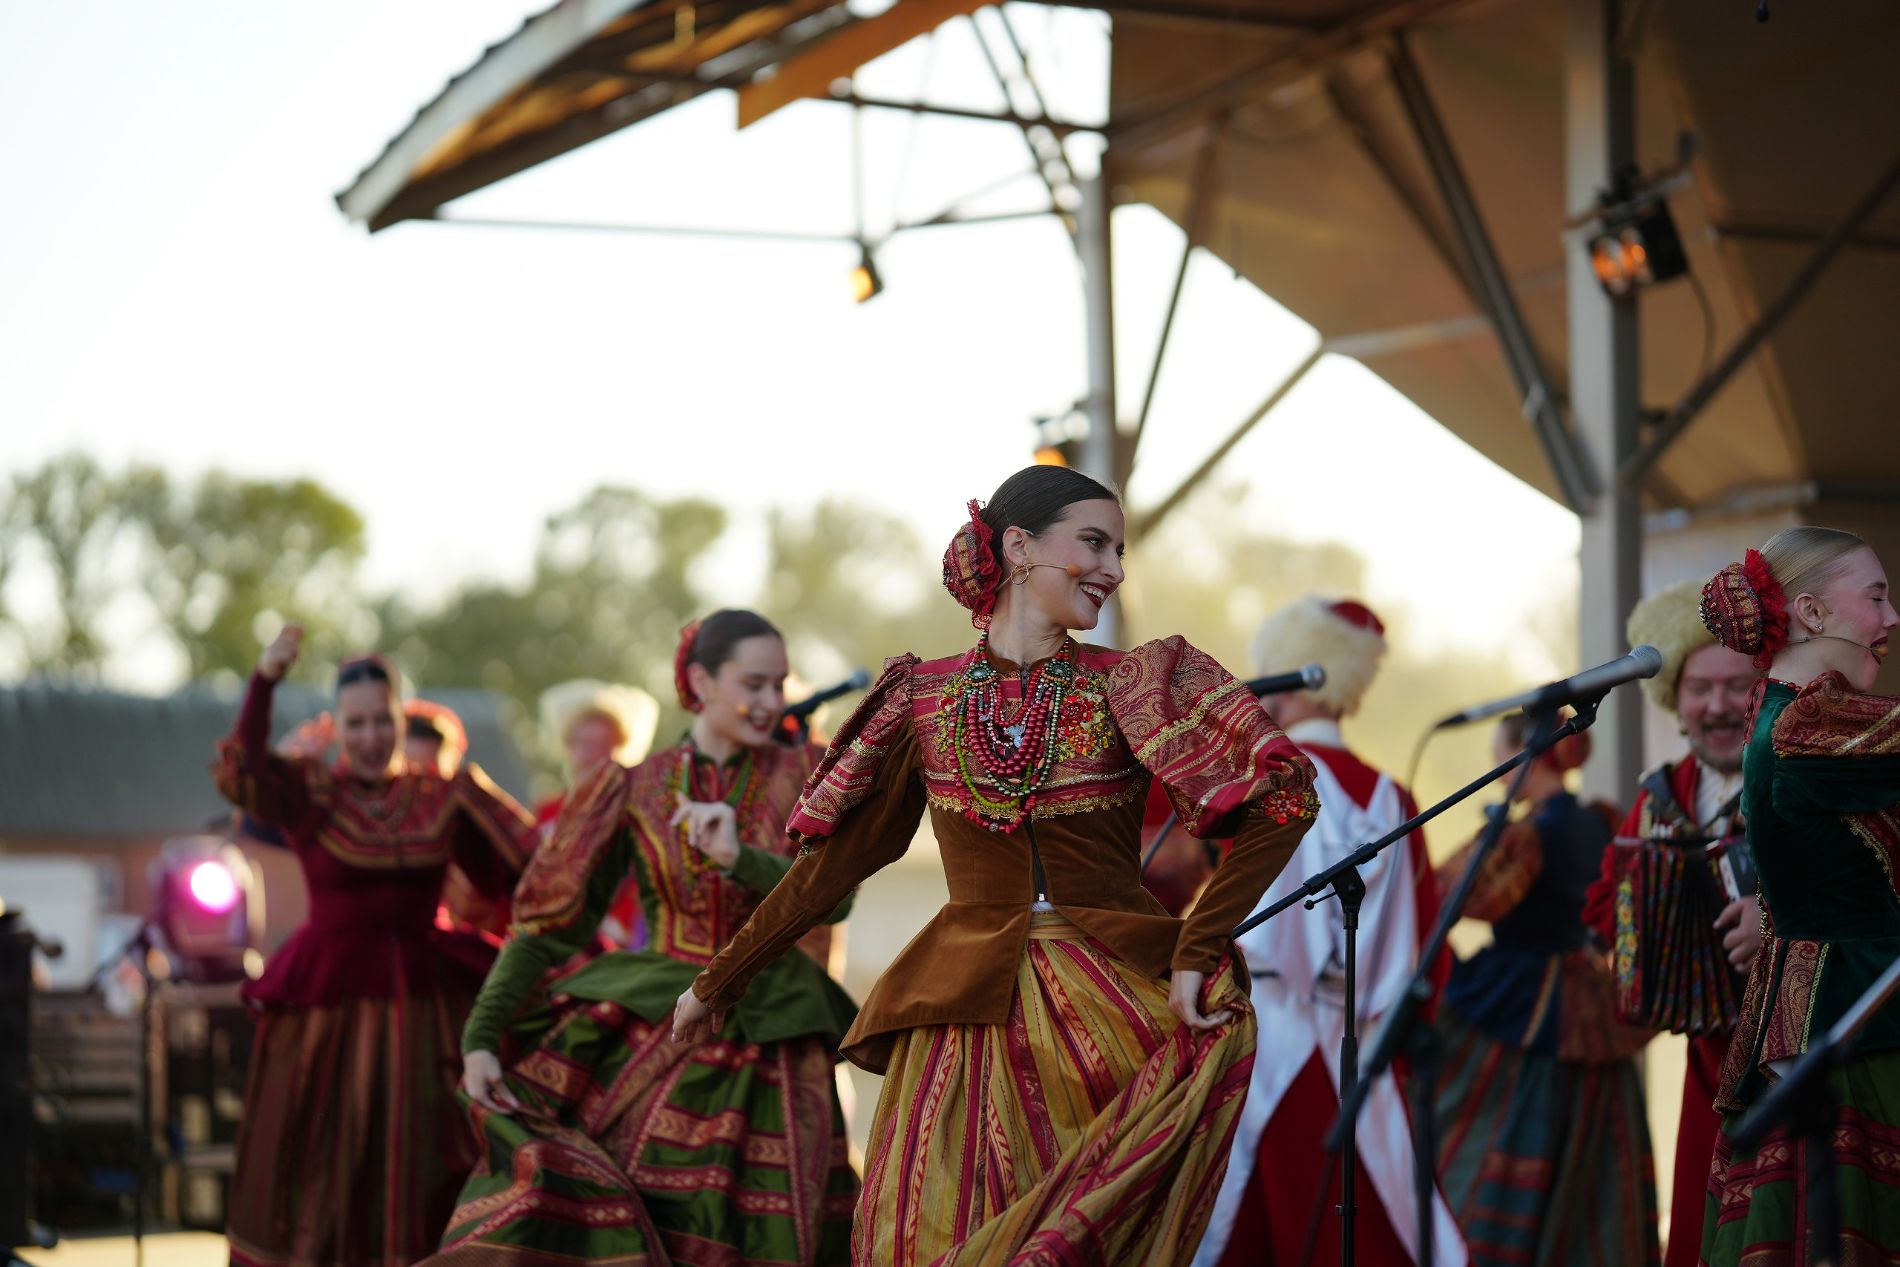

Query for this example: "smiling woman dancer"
[1697,527,1900,1267]
[431,609,860,1267]
[214,627,536,1267]
[672,465,1320,1266]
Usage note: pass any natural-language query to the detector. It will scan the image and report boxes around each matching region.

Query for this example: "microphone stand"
[1289,701,1595,1267]
[88,920,160,1267]
[1728,951,1900,1266]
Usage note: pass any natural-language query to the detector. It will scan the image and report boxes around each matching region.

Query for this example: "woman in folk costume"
[1696,527,1900,1267]
[435,609,860,1266]
[1195,597,1464,1267]
[213,627,536,1267]
[1432,712,1660,1267]
[672,465,1322,1266]
[535,679,662,948]
[1578,581,1761,1267]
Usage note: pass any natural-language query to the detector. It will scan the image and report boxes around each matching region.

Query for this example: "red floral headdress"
[1699,548,1789,670]
[673,618,705,712]
[941,499,1004,629]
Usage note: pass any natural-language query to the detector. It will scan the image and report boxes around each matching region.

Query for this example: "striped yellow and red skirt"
[856,913,1256,1266]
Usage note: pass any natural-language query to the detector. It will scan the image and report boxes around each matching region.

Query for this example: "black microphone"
[782,668,873,726]
[1243,663,1327,696]
[1434,645,1664,728]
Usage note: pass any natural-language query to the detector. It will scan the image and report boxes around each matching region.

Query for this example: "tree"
[0,454,129,679]
[379,486,730,757]
[757,499,967,692]
[127,469,370,682]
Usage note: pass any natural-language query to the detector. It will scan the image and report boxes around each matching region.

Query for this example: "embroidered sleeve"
[1436,817,1545,923]
[1107,636,1320,973]
[509,759,632,938]
[696,719,925,1012]
[786,654,922,842]
[451,762,537,874]
[1106,635,1319,837]
[463,759,632,1055]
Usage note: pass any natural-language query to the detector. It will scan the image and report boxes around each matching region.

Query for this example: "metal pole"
[1078,170,1123,646]
[1567,0,1642,804]
[1388,38,1596,512]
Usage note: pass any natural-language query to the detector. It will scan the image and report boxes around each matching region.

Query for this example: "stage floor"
[21,1232,227,1266]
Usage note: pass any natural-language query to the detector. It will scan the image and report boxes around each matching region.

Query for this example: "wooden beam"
[737,0,988,128]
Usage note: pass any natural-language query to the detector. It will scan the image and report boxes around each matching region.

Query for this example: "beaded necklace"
[671,741,763,883]
[949,631,1076,831]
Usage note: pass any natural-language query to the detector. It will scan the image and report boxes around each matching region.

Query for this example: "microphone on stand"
[1432,646,1664,729]
[1243,663,1327,697]
[777,669,873,742]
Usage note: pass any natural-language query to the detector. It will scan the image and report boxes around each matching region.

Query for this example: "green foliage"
[376,486,730,766]
[0,457,1580,848]
[0,454,132,679]
[127,468,369,683]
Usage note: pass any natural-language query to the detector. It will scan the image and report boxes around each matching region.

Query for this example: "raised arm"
[209,625,319,832]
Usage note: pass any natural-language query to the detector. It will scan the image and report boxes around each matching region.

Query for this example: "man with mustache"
[1582,580,1763,1267]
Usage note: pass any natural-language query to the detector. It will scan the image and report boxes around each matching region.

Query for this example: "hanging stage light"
[1031,410,1087,467]
[849,245,883,304]
[1587,196,1689,297]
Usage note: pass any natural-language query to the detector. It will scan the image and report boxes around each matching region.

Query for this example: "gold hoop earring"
[1011,563,1031,585]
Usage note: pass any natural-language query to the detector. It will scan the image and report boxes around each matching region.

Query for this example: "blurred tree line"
[0,454,1572,840]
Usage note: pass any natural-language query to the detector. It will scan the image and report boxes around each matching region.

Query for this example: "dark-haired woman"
[214,626,536,1267]
[1430,714,1659,1267]
[1697,527,1900,1267]
[673,467,1320,1265]
[431,610,859,1266]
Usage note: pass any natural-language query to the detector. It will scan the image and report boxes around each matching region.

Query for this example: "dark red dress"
[213,672,533,1267]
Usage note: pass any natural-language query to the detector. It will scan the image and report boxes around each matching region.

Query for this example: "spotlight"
[152,837,259,984]
[849,246,883,304]
[186,862,240,915]
[1587,197,1687,297]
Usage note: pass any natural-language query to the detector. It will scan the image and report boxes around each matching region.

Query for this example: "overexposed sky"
[0,1,1579,686]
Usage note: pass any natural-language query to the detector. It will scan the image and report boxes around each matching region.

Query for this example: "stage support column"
[1568,0,1642,802]
[1079,167,1123,646]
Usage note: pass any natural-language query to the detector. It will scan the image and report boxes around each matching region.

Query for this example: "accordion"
[1608,835,1756,1035]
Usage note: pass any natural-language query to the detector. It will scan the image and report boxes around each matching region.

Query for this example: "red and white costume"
[1195,599,1464,1267]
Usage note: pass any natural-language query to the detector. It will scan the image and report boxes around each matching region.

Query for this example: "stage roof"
[338,0,1900,516]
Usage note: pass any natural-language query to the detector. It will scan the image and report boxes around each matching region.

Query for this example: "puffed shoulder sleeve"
[786,653,924,842]
[1107,635,1319,837]
[510,758,633,938]
[1109,636,1321,973]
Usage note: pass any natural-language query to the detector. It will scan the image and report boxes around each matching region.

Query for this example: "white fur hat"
[1625,580,1717,715]
[537,679,661,768]
[1249,596,1388,716]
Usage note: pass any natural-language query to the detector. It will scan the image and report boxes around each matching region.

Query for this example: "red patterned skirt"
[228,992,475,1267]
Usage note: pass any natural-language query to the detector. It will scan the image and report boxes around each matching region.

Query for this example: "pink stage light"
[187,861,241,914]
